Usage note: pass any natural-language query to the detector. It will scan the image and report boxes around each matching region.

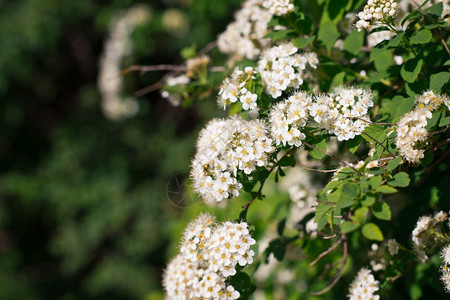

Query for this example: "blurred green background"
[0,0,241,298]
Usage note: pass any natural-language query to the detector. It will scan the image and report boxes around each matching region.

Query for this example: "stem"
[310,238,342,266]
[312,236,348,295]
[362,132,396,158]
[436,27,450,56]
[303,141,363,175]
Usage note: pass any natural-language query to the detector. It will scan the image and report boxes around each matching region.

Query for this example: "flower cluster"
[186,55,210,79]
[412,211,448,263]
[191,116,274,204]
[387,238,399,256]
[218,67,258,111]
[258,42,318,98]
[217,0,272,61]
[161,75,191,106]
[348,267,380,300]
[269,91,312,147]
[163,214,256,299]
[311,86,374,141]
[262,0,295,16]
[355,0,399,31]
[395,91,449,163]
[440,244,450,293]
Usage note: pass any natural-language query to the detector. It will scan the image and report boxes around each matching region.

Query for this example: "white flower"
[218,0,272,61]
[348,267,380,300]
[163,215,256,299]
[396,91,449,163]
[387,239,399,256]
[269,91,312,147]
[191,116,274,204]
[355,0,398,31]
[262,0,294,16]
[218,67,258,111]
[258,42,318,98]
[312,86,374,141]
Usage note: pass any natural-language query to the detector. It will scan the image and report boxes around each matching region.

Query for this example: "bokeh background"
[0,0,242,298]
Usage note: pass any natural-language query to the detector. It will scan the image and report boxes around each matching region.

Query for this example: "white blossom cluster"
[217,0,272,61]
[356,0,399,31]
[98,4,151,121]
[161,75,191,106]
[269,91,313,147]
[348,267,380,300]
[395,91,449,163]
[262,0,295,16]
[186,55,210,78]
[440,244,450,293]
[191,116,274,204]
[218,67,258,111]
[258,42,318,98]
[163,213,256,299]
[310,86,374,141]
[411,211,448,263]
[387,238,399,256]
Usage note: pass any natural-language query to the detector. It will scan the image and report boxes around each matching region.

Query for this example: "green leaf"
[376,185,398,194]
[265,29,297,41]
[331,71,346,88]
[293,36,315,49]
[229,271,256,298]
[362,124,387,144]
[388,32,405,47]
[374,49,392,72]
[370,42,388,62]
[318,19,339,52]
[309,137,327,159]
[314,203,334,223]
[180,44,197,59]
[353,207,369,224]
[346,135,362,153]
[439,116,450,127]
[278,155,296,167]
[425,111,442,131]
[401,58,423,83]
[328,182,360,208]
[384,96,415,122]
[429,72,449,93]
[372,202,392,220]
[424,1,443,17]
[410,29,432,45]
[265,238,287,262]
[344,30,364,56]
[341,221,359,234]
[277,218,286,236]
[368,175,382,189]
[362,223,384,241]
[388,172,410,187]
[386,157,402,172]
[361,194,377,206]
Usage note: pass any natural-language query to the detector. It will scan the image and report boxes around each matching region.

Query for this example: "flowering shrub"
[132,0,450,298]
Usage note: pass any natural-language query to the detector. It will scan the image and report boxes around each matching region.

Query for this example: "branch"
[303,141,363,175]
[362,132,396,158]
[310,238,342,266]
[312,236,348,295]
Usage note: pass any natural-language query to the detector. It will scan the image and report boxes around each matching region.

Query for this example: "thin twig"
[310,238,342,266]
[391,262,418,282]
[300,165,339,173]
[303,141,363,175]
[312,236,348,295]
[362,132,396,158]
[198,41,218,55]
[437,27,450,57]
